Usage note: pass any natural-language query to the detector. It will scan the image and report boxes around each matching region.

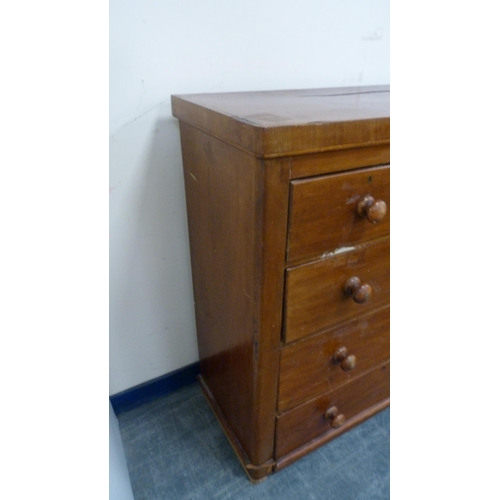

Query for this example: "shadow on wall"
[110,106,197,395]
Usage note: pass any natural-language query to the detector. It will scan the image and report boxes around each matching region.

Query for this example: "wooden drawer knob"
[344,276,372,304]
[357,195,387,223]
[325,406,346,428]
[334,346,357,371]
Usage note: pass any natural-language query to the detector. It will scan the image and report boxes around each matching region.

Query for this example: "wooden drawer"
[287,165,389,264]
[278,306,389,412]
[284,237,389,343]
[275,362,390,458]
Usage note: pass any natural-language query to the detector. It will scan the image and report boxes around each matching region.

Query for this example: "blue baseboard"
[110,362,200,416]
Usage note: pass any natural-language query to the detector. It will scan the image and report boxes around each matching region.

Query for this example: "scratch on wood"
[321,246,355,259]
[189,172,198,182]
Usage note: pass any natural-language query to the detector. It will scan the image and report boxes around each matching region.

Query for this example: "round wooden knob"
[331,413,346,428]
[341,355,357,371]
[344,276,372,304]
[334,346,357,371]
[325,406,346,428]
[357,195,387,223]
[325,406,339,419]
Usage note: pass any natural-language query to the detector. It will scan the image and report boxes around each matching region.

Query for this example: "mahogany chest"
[172,86,390,482]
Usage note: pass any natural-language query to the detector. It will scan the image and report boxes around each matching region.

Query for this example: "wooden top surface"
[172,86,390,158]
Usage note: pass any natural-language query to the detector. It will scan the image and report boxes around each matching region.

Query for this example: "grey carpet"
[117,383,389,500]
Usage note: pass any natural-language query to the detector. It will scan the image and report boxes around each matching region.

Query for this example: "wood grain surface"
[179,122,291,468]
[287,165,389,264]
[173,86,390,478]
[275,363,390,458]
[284,237,389,343]
[172,86,389,158]
[278,306,389,412]
[290,144,390,179]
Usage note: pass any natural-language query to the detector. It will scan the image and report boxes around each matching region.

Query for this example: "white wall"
[109,0,390,395]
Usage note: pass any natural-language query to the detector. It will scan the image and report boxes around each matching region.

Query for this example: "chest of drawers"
[172,86,390,482]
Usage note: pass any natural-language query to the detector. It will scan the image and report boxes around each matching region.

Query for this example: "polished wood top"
[172,86,390,158]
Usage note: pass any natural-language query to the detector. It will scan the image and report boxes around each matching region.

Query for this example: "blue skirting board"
[110,362,200,416]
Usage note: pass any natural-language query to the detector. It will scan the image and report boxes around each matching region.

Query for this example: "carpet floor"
[117,383,390,500]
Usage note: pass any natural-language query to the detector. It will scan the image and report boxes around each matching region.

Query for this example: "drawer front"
[278,306,389,412]
[284,237,389,343]
[287,165,389,264]
[275,362,390,458]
